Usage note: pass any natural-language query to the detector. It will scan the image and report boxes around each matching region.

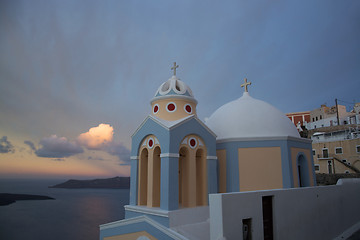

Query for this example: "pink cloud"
[77,123,130,164]
[77,124,114,150]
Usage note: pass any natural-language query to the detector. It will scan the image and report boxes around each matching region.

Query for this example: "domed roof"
[151,75,197,104]
[206,92,300,140]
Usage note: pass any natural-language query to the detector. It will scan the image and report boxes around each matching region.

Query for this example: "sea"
[0,178,129,240]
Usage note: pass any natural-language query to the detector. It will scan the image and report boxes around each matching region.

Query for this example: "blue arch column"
[129,158,138,206]
[160,154,179,211]
[207,157,218,197]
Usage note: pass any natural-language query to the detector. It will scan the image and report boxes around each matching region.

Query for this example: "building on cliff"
[99,64,360,240]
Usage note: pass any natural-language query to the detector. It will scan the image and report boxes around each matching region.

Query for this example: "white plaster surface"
[209,179,360,240]
[172,220,210,240]
[169,206,210,240]
[169,206,209,227]
[154,76,194,98]
[206,92,300,140]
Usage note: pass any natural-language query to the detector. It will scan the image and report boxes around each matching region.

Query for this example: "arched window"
[138,148,148,206]
[151,146,161,207]
[297,154,310,187]
[196,148,207,206]
[179,135,207,208]
[179,146,189,207]
[137,135,161,207]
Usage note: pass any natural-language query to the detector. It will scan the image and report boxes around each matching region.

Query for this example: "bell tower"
[127,63,217,218]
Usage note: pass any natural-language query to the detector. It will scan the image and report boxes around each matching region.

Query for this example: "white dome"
[151,75,196,104]
[206,92,300,140]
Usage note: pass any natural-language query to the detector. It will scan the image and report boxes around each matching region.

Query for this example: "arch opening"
[138,148,148,205]
[196,148,207,206]
[179,146,189,207]
[150,146,161,207]
[297,154,310,187]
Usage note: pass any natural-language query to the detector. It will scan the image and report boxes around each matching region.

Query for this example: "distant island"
[49,176,130,189]
[0,193,55,206]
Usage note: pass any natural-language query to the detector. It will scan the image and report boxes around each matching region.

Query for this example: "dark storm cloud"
[35,135,83,158]
[24,140,36,151]
[88,156,104,161]
[104,143,131,165]
[0,136,14,153]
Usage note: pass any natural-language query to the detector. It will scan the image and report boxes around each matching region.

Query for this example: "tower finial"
[241,78,251,93]
[171,62,179,76]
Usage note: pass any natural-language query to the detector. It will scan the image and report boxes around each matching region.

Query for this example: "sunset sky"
[1,0,359,179]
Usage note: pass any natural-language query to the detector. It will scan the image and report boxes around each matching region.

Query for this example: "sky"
[0,0,359,179]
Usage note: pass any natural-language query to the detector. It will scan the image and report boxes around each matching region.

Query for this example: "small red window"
[185,104,192,113]
[190,139,196,147]
[148,139,153,148]
[153,105,159,113]
[167,103,176,112]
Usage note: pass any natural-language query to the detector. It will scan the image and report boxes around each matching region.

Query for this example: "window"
[335,147,343,154]
[322,148,329,158]
[320,115,322,120]
[312,150,316,156]
[314,164,320,171]
[357,146,360,153]
[312,118,315,122]
[316,117,318,121]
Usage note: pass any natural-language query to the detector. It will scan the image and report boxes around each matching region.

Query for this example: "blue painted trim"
[207,159,218,196]
[169,118,216,156]
[296,152,311,187]
[160,156,179,210]
[280,141,293,188]
[132,118,170,156]
[131,116,216,211]
[129,159,138,206]
[287,139,314,187]
[216,138,313,191]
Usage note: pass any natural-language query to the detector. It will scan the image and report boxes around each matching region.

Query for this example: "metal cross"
[171,62,179,76]
[241,78,252,93]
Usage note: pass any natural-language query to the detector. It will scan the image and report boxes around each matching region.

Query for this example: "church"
[99,63,360,240]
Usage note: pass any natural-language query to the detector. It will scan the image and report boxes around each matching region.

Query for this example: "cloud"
[24,140,36,151]
[88,156,104,161]
[77,124,114,150]
[35,135,83,158]
[0,136,14,153]
[105,143,131,165]
[77,124,131,164]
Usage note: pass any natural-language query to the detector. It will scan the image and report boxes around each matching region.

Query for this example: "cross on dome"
[171,62,179,76]
[241,78,252,93]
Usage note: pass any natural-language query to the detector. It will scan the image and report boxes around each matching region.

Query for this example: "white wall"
[209,179,360,240]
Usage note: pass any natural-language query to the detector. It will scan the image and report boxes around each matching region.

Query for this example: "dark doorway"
[327,160,333,174]
[297,154,310,187]
[242,218,252,240]
[262,196,274,240]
